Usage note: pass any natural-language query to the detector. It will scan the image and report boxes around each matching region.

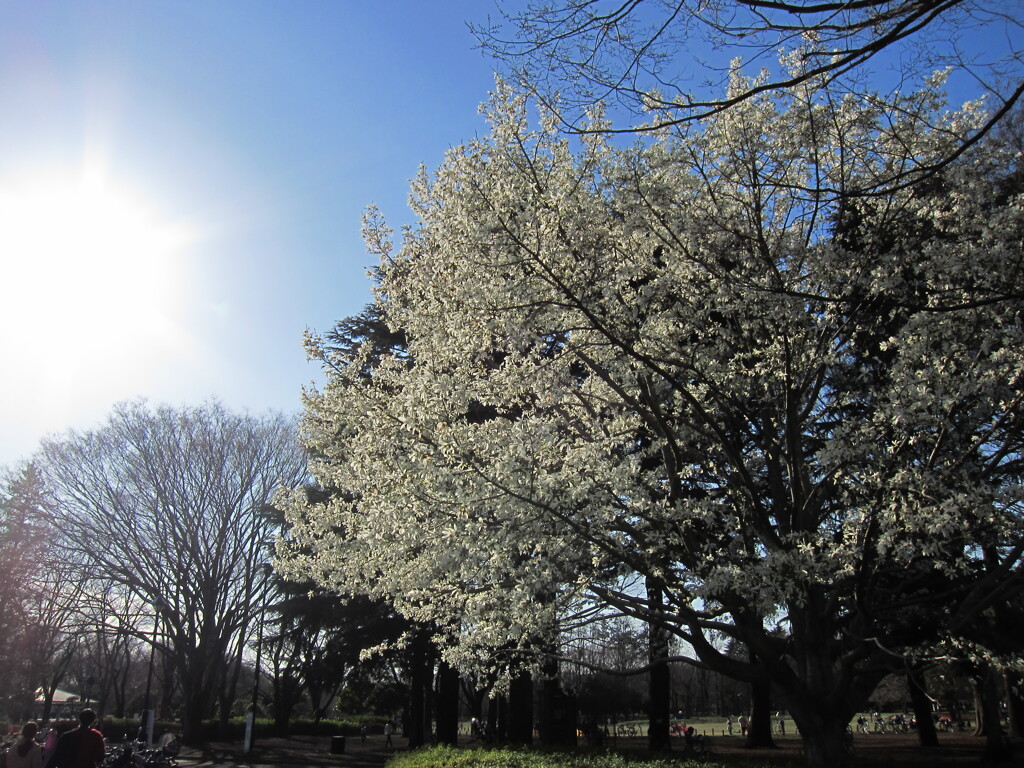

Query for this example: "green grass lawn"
[607,716,796,738]
[387,745,787,768]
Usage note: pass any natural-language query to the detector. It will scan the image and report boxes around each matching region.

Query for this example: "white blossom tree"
[282,67,1024,766]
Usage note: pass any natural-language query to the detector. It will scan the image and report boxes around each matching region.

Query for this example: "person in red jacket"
[45,709,105,768]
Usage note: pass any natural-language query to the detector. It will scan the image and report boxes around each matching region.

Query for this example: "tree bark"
[487,694,500,744]
[975,667,1011,763]
[745,676,776,749]
[181,685,208,745]
[647,578,672,752]
[906,668,938,748]
[538,675,576,746]
[406,631,430,748]
[789,702,854,768]
[217,636,245,736]
[909,671,937,749]
[973,675,986,737]
[507,671,534,745]
[436,660,459,746]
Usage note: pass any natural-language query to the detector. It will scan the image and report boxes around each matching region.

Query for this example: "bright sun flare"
[0,167,193,411]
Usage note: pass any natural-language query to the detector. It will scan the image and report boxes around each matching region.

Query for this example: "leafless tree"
[0,463,91,720]
[39,400,307,743]
[64,582,152,720]
[474,0,1024,191]
[26,560,92,721]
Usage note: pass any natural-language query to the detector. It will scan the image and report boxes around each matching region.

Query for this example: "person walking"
[7,722,42,768]
[45,709,105,768]
[383,721,394,749]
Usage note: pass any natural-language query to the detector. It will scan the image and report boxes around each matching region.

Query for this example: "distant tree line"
[1,400,538,745]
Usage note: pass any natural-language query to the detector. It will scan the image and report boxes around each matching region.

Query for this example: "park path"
[177,734,397,768]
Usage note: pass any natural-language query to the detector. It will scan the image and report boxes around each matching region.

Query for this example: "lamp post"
[141,598,166,745]
[245,565,272,755]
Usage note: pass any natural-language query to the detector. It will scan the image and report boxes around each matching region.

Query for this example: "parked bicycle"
[888,714,909,734]
[102,734,179,768]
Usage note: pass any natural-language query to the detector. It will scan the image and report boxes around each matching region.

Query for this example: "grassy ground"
[604,716,797,740]
[605,712,917,739]
[189,729,1024,767]
[387,746,775,767]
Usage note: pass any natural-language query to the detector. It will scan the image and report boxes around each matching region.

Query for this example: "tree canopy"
[474,0,1024,193]
[474,0,1024,126]
[41,400,307,743]
[283,65,1024,766]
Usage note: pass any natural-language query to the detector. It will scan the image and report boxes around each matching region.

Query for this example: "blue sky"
[0,2,1018,468]
[0,1,503,466]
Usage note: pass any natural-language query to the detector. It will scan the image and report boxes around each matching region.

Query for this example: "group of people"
[4,710,105,768]
[726,715,749,736]
[726,713,786,736]
[357,721,396,749]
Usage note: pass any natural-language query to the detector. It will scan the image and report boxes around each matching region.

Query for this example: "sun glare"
[0,166,194,414]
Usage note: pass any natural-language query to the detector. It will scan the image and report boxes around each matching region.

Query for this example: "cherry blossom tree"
[282,67,1024,766]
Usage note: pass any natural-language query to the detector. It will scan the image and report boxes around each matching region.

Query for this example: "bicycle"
[102,734,179,768]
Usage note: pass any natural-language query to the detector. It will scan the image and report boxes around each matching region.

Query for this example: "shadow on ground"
[178,734,398,768]
[177,730,1024,767]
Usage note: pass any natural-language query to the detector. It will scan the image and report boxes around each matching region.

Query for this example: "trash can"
[330,735,346,754]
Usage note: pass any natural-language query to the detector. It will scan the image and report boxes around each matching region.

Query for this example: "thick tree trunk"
[906,668,938,747]
[272,691,291,737]
[178,639,222,745]
[436,660,459,746]
[647,578,672,752]
[217,642,244,736]
[537,676,577,746]
[40,690,54,724]
[507,671,534,746]
[975,668,1011,763]
[803,719,852,768]
[535,635,575,746]
[745,676,776,748]
[181,687,207,745]
[406,632,430,748]
[487,694,500,744]
[648,659,671,751]
[777,596,884,767]
[789,704,854,768]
